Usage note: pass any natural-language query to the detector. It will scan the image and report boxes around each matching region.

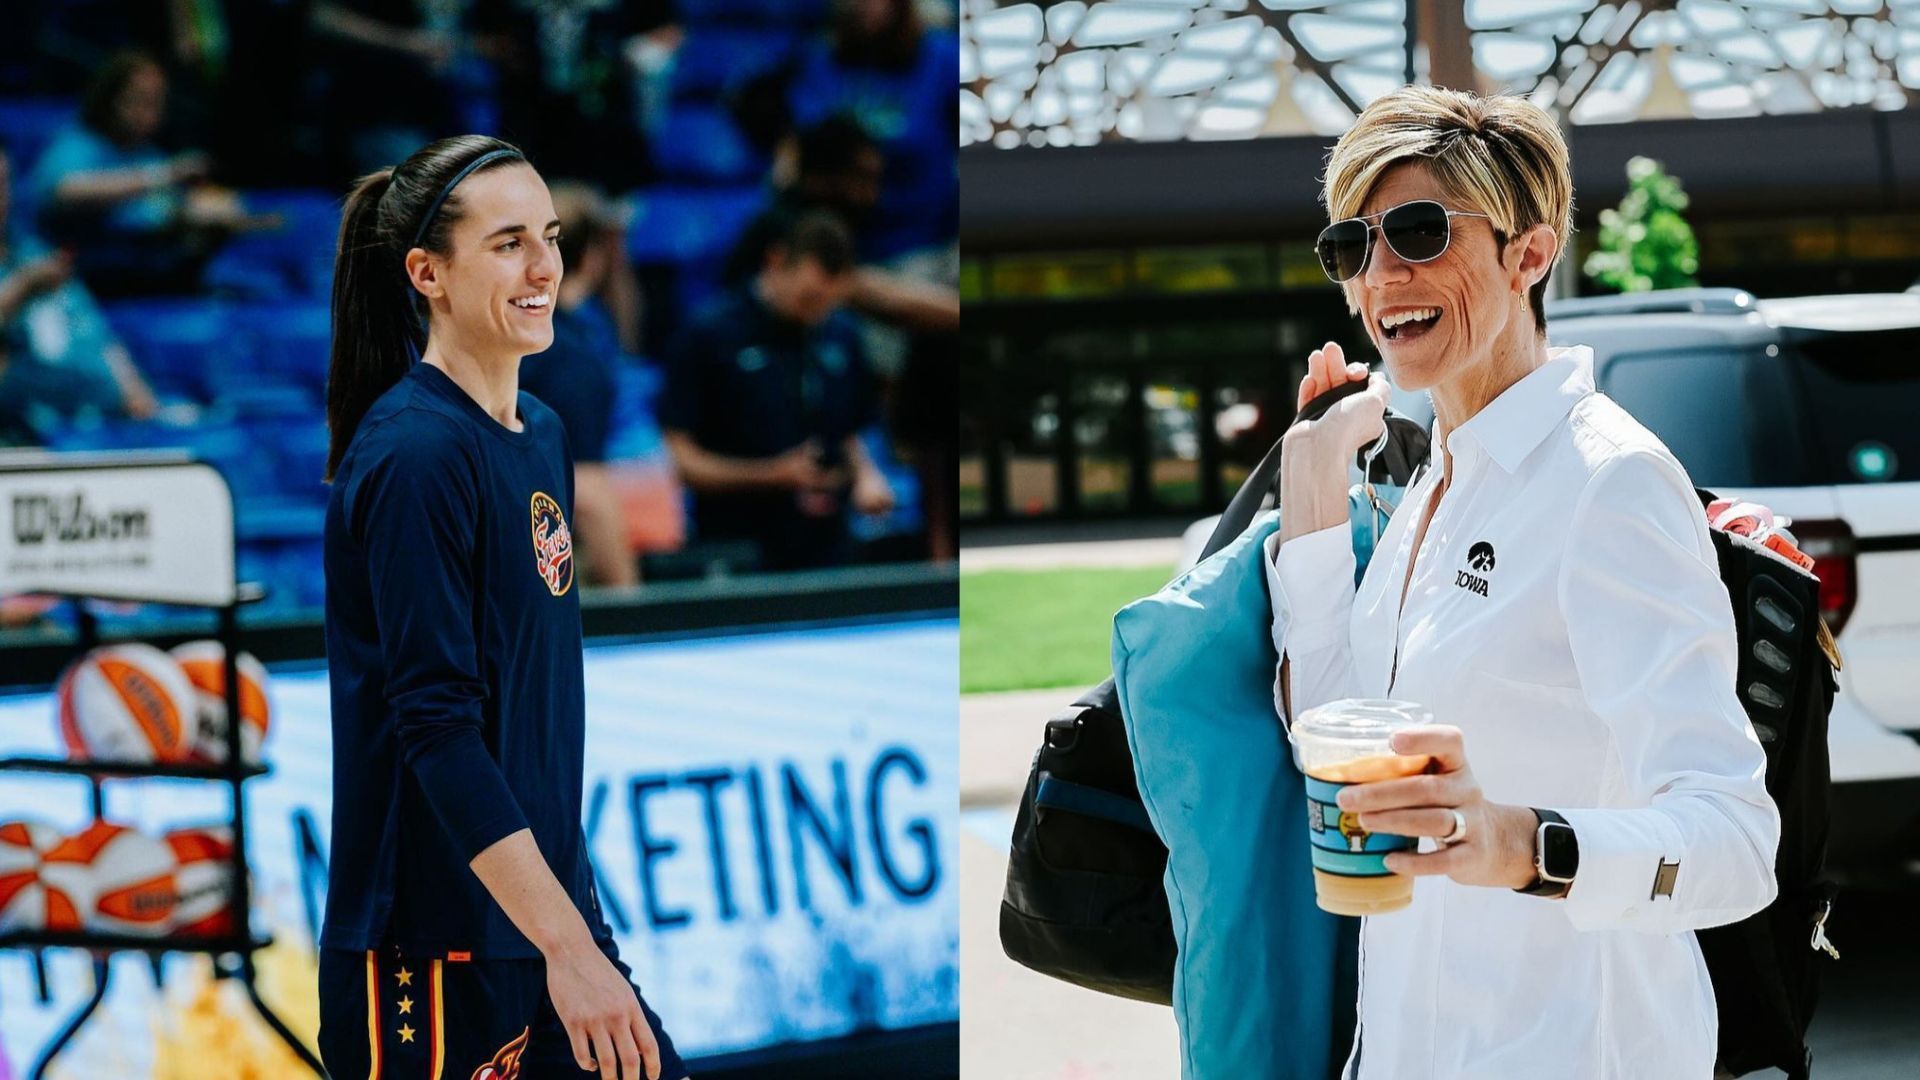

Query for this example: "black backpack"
[1691,488,1841,1080]
[998,379,1839,1077]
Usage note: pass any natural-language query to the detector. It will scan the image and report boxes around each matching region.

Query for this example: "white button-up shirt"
[1266,345,1780,1080]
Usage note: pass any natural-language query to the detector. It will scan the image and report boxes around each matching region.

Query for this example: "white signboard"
[0,617,958,1075]
[0,452,237,607]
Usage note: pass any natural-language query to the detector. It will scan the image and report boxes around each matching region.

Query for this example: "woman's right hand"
[1289,340,1389,459]
[1277,341,1388,543]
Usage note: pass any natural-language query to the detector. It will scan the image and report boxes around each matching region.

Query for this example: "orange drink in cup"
[1292,699,1435,916]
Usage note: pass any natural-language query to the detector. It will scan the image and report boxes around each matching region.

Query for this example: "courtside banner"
[0,453,238,607]
[0,617,958,1075]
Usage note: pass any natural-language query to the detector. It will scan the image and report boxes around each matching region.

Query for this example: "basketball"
[40,822,177,936]
[56,644,195,764]
[163,825,236,938]
[169,641,273,765]
[0,819,78,933]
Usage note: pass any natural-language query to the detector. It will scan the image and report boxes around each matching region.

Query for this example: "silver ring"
[1438,809,1468,846]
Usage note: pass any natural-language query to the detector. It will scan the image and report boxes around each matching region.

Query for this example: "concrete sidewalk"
[960,824,1181,1079]
[962,690,1180,1078]
[961,687,1074,806]
[959,535,1187,573]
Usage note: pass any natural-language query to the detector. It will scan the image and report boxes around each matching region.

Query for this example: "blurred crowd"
[0,0,957,618]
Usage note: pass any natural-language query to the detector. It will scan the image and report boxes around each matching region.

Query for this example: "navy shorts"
[317,938,688,1080]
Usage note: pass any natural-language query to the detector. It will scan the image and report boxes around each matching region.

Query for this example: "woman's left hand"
[1334,725,1540,890]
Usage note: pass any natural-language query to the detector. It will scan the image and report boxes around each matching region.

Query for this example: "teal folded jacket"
[1112,510,1359,1080]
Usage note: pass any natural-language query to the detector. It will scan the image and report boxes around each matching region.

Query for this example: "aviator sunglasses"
[1316,199,1493,283]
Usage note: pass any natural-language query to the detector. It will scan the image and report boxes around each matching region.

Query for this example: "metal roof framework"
[960,0,1920,148]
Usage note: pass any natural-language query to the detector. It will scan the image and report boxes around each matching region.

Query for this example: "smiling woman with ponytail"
[316,135,688,1080]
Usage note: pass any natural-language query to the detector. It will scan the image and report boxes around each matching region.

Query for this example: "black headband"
[409,148,518,251]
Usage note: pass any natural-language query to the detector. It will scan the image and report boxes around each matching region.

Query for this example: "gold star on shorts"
[397,996,414,1015]
[398,1023,416,1044]
[396,967,413,987]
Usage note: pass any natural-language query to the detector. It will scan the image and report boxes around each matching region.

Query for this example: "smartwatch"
[1515,808,1578,898]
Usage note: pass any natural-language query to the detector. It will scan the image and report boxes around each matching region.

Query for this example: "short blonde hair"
[1322,86,1573,333]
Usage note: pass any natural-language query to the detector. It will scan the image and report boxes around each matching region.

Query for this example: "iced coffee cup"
[1292,698,1435,916]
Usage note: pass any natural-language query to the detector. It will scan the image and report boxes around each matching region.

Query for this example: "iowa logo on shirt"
[1456,540,1495,597]
[529,492,574,597]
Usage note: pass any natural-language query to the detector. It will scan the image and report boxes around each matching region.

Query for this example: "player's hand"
[544,941,662,1080]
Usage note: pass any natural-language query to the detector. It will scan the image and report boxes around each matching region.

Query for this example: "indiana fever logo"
[529,492,574,597]
[470,1026,528,1080]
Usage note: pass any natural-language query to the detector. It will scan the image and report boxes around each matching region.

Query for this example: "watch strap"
[1515,807,1576,898]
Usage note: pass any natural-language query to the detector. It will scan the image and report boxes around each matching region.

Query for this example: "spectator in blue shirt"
[27,50,260,296]
[0,143,158,442]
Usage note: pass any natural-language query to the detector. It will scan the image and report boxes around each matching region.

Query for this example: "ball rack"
[0,451,328,1077]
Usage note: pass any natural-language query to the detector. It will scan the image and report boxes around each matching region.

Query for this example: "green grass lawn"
[961,565,1177,694]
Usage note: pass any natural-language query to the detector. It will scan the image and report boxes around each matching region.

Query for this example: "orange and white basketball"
[40,822,177,936]
[56,644,194,764]
[163,825,236,938]
[169,641,272,764]
[0,820,78,933]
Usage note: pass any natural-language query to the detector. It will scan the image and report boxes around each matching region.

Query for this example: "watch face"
[1541,822,1579,882]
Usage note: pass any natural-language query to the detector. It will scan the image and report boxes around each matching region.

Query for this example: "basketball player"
[317,135,686,1080]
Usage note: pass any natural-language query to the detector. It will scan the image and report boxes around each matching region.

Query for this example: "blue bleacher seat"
[625,186,766,266]
[216,382,316,420]
[650,105,768,184]
[103,296,332,402]
[223,300,333,394]
[180,421,281,503]
[681,0,828,26]
[672,255,735,322]
[202,189,341,300]
[0,97,78,175]
[237,537,327,613]
[236,499,325,544]
[99,299,240,403]
[267,420,332,495]
[605,359,667,462]
[238,413,331,500]
[668,28,801,100]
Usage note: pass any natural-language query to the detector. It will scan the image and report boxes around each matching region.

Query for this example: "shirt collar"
[1432,344,1595,476]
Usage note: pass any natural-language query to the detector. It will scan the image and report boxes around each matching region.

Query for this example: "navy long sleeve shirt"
[322,361,595,958]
